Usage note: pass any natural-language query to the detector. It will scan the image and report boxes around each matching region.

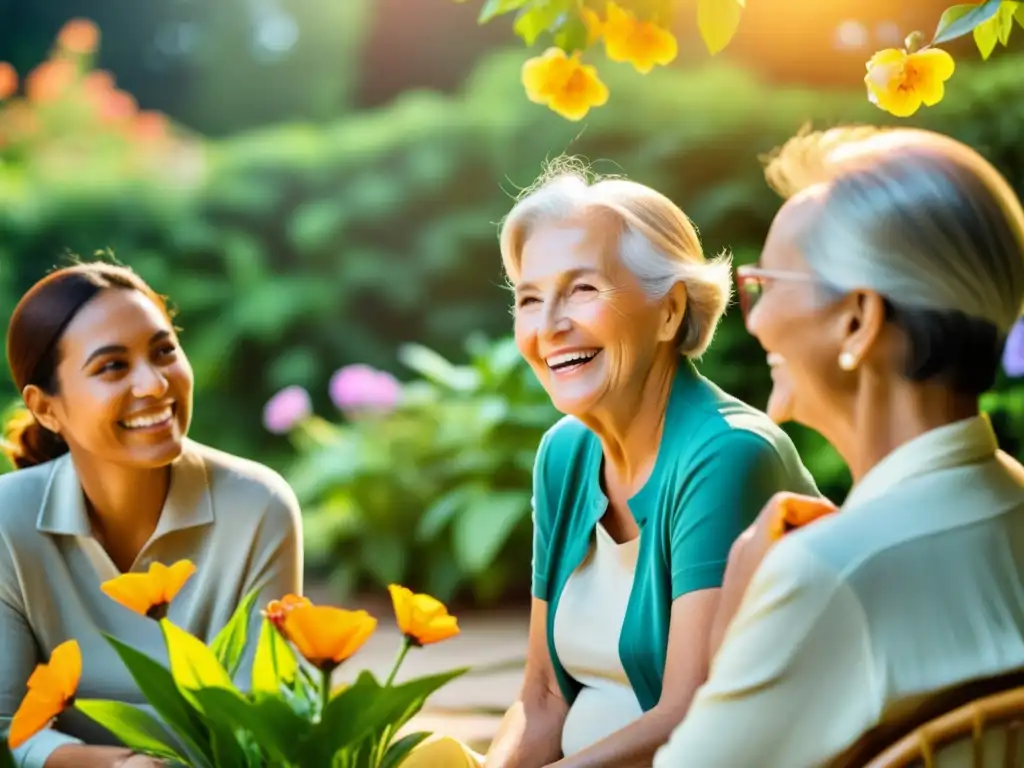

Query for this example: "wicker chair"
[864,686,1024,768]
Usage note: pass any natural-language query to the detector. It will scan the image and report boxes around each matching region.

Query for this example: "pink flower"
[263,385,312,434]
[1003,318,1024,377]
[329,364,401,415]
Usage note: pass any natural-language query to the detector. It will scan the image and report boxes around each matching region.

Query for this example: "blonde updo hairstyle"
[499,159,732,359]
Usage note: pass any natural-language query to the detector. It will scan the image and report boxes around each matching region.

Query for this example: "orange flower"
[262,594,311,634]
[602,2,677,74]
[281,605,377,672]
[0,62,18,100]
[521,47,609,121]
[57,19,100,56]
[24,59,76,104]
[98,89,137,123]
[101,560,196,619]
[768,496,838,542]
[865,47,955,118]
[8,641,81,749]
[388,585,460,646]
[134,111,168,143]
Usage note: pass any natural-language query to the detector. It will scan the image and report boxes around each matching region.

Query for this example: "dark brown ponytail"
[4,261,174,469]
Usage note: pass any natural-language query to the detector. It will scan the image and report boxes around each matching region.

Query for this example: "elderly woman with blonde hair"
[654,127,1024,767]
[402,160,819,767]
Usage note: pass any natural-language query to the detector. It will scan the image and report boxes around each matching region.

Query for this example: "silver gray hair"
[499,158,732,358]
[763,126,1024,334]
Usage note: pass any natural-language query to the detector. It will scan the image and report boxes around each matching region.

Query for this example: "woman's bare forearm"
[543,702,689,768]
[486,695,567,768]
[43,745,138,767]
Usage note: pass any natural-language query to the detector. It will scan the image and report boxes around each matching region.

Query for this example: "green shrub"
[291,335,557,603]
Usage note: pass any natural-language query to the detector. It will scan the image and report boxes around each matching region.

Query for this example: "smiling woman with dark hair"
[0,261,303,768]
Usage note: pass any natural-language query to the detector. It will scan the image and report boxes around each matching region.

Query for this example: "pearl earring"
[838,351,857,371]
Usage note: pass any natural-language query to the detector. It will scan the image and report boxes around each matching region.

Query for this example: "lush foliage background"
[1,2,1023,606]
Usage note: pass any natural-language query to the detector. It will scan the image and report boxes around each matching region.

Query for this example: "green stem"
[383,638,412,688]
[320,667,332,719]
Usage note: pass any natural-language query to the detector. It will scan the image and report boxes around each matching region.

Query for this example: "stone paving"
[307,586,529,752]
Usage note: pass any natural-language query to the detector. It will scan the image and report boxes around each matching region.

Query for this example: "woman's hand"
[709,493,837,660]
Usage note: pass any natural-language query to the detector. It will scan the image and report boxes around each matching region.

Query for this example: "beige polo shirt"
[0,439,303,768]
[654,416,1024,767]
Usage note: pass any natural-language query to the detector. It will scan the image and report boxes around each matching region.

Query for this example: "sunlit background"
[1,0,1022,616]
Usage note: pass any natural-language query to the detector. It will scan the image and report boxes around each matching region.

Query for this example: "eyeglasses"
[735,265,819,321]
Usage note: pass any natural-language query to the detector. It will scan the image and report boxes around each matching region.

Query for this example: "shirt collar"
[844,414,999,510]
[36,439,214,537]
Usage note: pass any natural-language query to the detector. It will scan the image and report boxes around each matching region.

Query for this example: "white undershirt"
[553,522,644,757]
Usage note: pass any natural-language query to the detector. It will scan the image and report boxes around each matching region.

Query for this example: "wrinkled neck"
[835,374,978,483]
[583,353,678,490]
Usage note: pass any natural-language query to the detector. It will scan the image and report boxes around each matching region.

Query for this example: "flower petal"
[47,641,82,698]
[912,47,955,81]
[161,560,197,603]
[8,690,64,749]
[283,605,377,669]
[101,573,161,615]
[917,78,946,107]
[865,47,906,71]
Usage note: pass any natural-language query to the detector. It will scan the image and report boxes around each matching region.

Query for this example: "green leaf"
[933,0,1003,43]
[397,343,480,392]
[102,634,214,768]
[74,700,186,764]
[252,618,299,695]
[554,13,589,53]
[453,490,530,575]
[161,619,235,711]
[379,731,432,768]
[192,688,312,766]
[975,15,1000,57]
[1016,2,1024,27]
[416,485,476,542]
[210,588,259,680]
[513,0,571,46]
[478,0,531,24]
[997,1,1017,43]
[311,668,469,764]
[0,742,15,768]
[697,0,744,55]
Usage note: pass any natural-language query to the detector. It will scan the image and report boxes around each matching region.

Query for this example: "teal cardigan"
[530,361,819,711]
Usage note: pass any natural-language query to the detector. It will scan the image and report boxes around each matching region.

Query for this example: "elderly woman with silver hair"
[402,161,822,768]
[654,126,1024,768]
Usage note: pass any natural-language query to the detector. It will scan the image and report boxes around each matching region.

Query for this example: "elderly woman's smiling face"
[513,221,671,416]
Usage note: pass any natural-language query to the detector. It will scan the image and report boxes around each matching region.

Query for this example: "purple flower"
[1003,318,1024,377]
[329,364,401,415]
[263,385,312,434]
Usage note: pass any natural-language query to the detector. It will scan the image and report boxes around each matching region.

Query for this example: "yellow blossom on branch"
[521,47,609,121]
[602,1,677,74]
[864,46,955,118]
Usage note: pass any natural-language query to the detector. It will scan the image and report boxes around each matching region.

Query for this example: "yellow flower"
[100,560,196,619]
[9,641,81,749]
[602,1,677,74]
[580,6,603,45]
[521,47,609,121]
[282,605,377,672]
[864,47,955,118]
[388,584,461,646]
